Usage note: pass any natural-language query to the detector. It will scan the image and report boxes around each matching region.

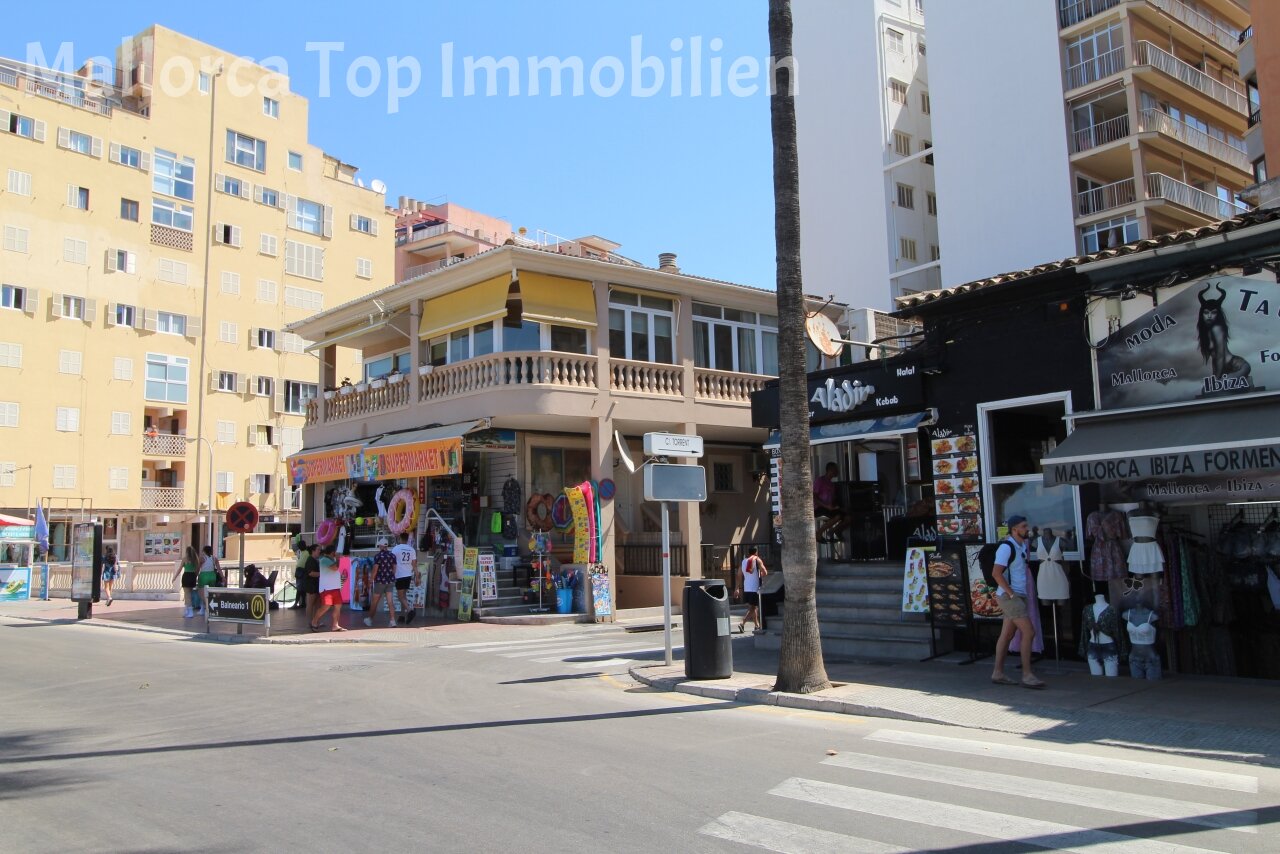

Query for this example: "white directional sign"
[643,432,704,458]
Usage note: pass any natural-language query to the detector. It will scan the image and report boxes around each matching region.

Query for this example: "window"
[113,304,138,328]
[0,342,21,368]
[113,357,133,380]
[893,131,912,156]
[4,226,29,253]
[249,473,273,494]
[107,249,137,273]
[254,376,274,397]
[214,222,241,247]
[263,97,280,118]
[692,303,779,375]
[896,183,915,209]
[226,130,266,172]
[198,72,211,94]
[156,311,186,336]
[354,257,373,279]
[120,198,140,222]
[260,234,278,256]
[287,151,303,171]
[1,284,29,310]
[219,321,238,344]
[364,352,412,380]
[157,258,189,285]
[930,244,941,262]
[279,332,308,354]
[922,140,934,165]
[58,295,86,319]
[712,461,737,493]
[0,401,17,427]
[216,471,234,493]
[284,286,323,311]
[256,185,280,208]
[289,196,324,236]
[145,353,189,403]
[60,128,100,157]
[216,175,246,198]
[53,465,77,489]
[256,279,278,303]
[152,198,194,231]
[0,462,15,487]
[548,325,588,355]
[927,191,938,216]
[7,169,32,195]
[889,79,908,105]
[221,271,241,295]
[216,420,236,444]
[284,380,318,414]
[216,371,240,393]
[886,29,905,54]
[110,143,144,169]
[67,184,90,210]
[111,411,131,435]
[284,240,324,280]
[63,238,88,264]
[108,468,128,490]
[899,237,918,262]
[4,111,45,141]
[58,350,83,374]
[351,214,377,235]
[254,328,277,350]
[979,394,1081,559]
[921,91,931,114]
[152,149,195,201]
[918,36,926,55]
[1080,215,1139,254]
[55,407,80,432]
[608,291,675,363]
[1255,157,1269,184]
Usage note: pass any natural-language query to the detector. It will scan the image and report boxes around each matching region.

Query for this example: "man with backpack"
[989,515,1046,689]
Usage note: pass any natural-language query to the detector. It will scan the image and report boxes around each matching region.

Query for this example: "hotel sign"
[751,360,926,428]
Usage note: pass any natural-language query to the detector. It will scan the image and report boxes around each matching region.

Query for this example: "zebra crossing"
[439,630,689,674]
[699,727,1267,853]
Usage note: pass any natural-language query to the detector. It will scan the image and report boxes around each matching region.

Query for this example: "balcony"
[1077,178,1137,216]
[1146,0,1241,53]
[1248,107,1261,129]
[1064,46,1127,91]
[1137,108,1249,172]
[396,222,452,246]
[142,433,188,457]
[402,256,463,282]
[1132,41,1247,115]
[1145,172,1249,219]
[1071,114,1131,154]
[140,487,185,510]
[1059,0,1122,28]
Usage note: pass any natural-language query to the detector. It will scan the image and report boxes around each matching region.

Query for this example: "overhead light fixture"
[1120,285,1138,301]
[1241,261,1262,276]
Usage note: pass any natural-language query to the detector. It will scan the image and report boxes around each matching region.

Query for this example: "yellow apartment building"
[0,25,394,567]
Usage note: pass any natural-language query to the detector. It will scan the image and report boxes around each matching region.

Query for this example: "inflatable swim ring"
[387,489,416,534]
[315,518,338,546]
[526,494,553,531]
[550,493,573,530]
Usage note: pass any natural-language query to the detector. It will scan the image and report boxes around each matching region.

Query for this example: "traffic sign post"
[225,501,259,588]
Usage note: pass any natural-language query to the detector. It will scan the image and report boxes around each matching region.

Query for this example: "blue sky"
[6,0,778,288]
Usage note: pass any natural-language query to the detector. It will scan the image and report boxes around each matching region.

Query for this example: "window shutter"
[214,174,225,193]
[126,253,137,275]
[271,332,281,352]
[57,127,70,149]
[249,327,259,349]
[239,181,251,200]
[139,151,151,172]
[131,306,143,329]
[247,425,259,447]
[107,302,120,326]
[67,184,78,207]
[34,121,46,142]
[349,213,359,230]
[214,222,224,244]
[91,136,103,158]
[143,309,158,332]
[22,289,37,316]
[208,371,220,393]
[273,386,286,415]
[284,194,297,229]
[230,225,241,247]
[253,184,264,204]
[51,295,65,319]
[237,375,247,395]
[109,142,121,163]
[0,110,9,132]
[322,205,333,238]
[185,315,202,339]
[369,218,378,237]
[83,298,97,321]
[105,249,118,272]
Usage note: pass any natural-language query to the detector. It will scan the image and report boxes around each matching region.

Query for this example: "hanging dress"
[1127,514,1166,574]
[1036,535,1070,601]
[1086,510,1129,581]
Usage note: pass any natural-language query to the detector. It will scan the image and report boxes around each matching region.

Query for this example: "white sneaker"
[362,617,373,627]
[387,619,397,627]
[184,607,194,618]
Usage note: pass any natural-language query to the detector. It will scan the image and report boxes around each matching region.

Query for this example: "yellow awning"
[518,272,598,327]
[418,274,509,340]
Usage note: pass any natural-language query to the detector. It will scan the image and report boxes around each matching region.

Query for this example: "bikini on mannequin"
[1079,593,1126,677]
[1124,604,1161,680]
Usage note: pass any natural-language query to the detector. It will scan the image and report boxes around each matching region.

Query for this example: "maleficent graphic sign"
[1095,273,1278,409]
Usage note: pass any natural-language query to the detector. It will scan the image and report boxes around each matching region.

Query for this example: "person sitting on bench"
[813,462,849,543]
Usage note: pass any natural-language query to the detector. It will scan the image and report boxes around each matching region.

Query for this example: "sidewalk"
[629,639,1280,767]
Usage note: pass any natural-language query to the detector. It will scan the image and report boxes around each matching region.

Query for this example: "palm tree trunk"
[769,0,830,694]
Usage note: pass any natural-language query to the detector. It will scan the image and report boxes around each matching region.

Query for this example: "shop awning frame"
[763,411,929,450]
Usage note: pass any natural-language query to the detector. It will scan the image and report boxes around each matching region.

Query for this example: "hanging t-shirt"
[502,478,523,517]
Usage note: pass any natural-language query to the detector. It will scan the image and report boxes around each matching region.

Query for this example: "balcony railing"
[396,222,452,246]
[142,433,188,456]
[324,377,413,423]
[1249,107,1261,129]
[1064,46,1127,90]
[1071,114,1131,153]
[1146,172,1249,219]
[1137,108,1249,171]
[1058,0,1122,28]
[610,359,683,396]
[421,351,599,402]
[1133,41,1247,115]
[692,368,770,403]
[402,256,463,281]
[140,486,185,510]
[1147,0,1240,53]
[1077,178,1137,216]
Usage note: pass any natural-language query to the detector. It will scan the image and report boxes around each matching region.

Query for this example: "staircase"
[474,562,587,623]
[815,561,933,662]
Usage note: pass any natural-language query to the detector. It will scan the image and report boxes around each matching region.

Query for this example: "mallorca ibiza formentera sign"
[1095,273,1279,409]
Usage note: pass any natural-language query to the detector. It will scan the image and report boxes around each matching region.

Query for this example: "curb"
[0,612,407,646]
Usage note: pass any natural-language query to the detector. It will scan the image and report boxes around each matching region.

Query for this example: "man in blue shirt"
[990,515,1045,689]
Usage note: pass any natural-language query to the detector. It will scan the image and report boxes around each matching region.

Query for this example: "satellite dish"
[805,312,844,358]
[613,430,637,474]
[370,179,387,195]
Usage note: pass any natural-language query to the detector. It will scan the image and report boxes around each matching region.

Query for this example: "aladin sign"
[1095,273,1278,408]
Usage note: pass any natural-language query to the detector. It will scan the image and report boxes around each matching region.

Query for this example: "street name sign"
[643,432,704,458]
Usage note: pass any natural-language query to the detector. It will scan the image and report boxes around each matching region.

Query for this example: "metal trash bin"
[683,579,733,679]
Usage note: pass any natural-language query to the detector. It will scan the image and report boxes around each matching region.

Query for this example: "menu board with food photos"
[901,546,932,613]
[930,429,983,539]
[966,544,1005,620]
[923,543,970,626]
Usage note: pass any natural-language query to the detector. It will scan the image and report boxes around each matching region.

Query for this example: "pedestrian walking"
[735,546,768,634]
[197,545,219,614]
[990,515,1046,689]
[291,535,309,610]
[100,546,120,606]
[303,542,321,625]
[310,545,346,632]
[391,532,418,624]
[171,545,201,618]
[364,538,399,628]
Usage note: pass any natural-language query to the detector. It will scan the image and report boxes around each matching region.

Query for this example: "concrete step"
[817,604,927,623]
[817,590,904,608]
[817,615,932,640]
[817,562,903,581]
[820,634,933,663]
[815,576,903,595]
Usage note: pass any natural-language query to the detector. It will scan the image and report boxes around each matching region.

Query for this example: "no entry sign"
[226,501,259,534]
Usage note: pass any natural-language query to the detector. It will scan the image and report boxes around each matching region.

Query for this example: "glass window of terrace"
[693,303,779,375]
[609,291,674,363]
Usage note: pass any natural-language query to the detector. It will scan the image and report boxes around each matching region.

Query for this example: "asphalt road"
[2,616,1277,853]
